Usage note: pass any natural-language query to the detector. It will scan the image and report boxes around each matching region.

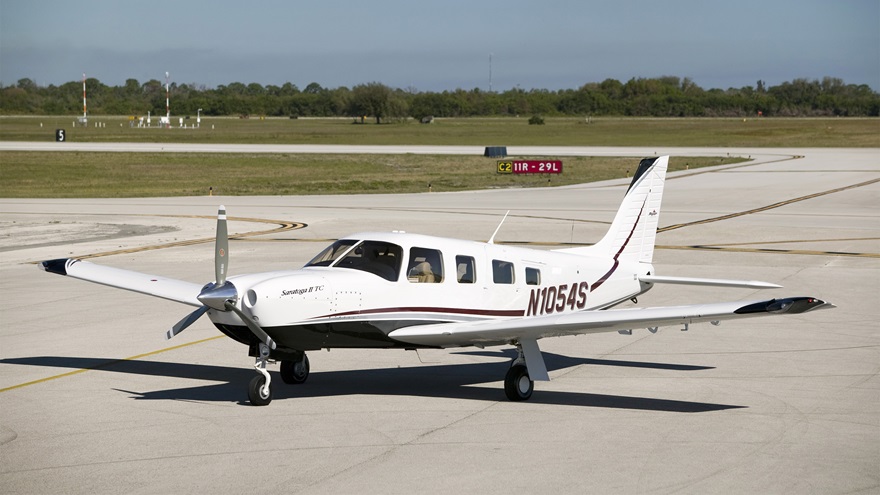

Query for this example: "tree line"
[2,76,877,119]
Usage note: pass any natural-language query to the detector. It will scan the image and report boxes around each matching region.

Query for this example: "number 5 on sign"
[55,129,66,142]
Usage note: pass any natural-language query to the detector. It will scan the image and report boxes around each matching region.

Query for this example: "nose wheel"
[248,342,273,406]
[248,374,272,406]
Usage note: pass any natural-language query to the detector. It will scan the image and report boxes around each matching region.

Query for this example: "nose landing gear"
[248,342,273,406]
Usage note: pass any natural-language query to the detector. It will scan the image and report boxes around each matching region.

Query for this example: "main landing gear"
[505,364,533,401]
[247,344,311,406]
[280,353,310,385]
[504,343,534,401]
[503,339,549,401]
[245,340,546,405]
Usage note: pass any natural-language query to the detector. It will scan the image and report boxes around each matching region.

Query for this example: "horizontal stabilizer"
[639,275,782,289]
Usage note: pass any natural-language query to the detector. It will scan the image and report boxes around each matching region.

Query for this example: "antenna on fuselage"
[488,210,510,244]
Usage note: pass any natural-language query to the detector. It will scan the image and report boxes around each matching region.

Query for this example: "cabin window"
[456,255,476,284]
[330,240,402,281]
[408,247,444,283]
[305,239,357,267]
[492,259,515,284]
[526,267,541,285]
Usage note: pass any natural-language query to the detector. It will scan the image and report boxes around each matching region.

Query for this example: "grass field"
[0,152,744,197]
[1,116,878,147]
[1,116,875,197]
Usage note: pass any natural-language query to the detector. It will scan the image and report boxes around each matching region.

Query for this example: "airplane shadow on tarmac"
[2,350,743,412]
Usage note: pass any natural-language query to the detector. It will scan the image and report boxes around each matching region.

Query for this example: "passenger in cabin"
[456,255,476,283]
[409,260,435,282]
[457,263,473,283]
[407,247,443,283]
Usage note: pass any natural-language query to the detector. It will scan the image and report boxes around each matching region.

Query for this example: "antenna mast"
[488,210,510,244]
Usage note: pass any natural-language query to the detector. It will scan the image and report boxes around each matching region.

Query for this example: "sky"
[1,0,878,92]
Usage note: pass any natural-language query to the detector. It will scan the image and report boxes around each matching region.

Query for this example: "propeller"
[165,206,276,349]
[215,206,228,285]
[166,305,209,340]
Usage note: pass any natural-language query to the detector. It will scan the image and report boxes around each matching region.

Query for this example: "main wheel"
[504,364,533,401]
[248,374,272,406]
[280,354,310,384]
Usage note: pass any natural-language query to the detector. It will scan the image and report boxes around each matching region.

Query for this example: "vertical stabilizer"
[558,156,667,263]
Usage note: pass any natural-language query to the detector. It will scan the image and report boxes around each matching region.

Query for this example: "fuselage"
[208,232,654,351]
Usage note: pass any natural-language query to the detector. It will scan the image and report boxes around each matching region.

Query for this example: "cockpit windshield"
[305,239,357,267]
[331,240,403,281]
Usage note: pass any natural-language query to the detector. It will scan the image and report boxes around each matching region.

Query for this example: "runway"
[0,146,878,494]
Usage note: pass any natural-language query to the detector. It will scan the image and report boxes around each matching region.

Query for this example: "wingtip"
[40,258,72,275]
[735,297,836,315]
[753,281,784,289]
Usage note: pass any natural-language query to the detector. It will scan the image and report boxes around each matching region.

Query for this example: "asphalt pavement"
[0,146,877,494]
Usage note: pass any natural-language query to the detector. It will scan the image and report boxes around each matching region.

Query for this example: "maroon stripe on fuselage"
[315,306,525,319]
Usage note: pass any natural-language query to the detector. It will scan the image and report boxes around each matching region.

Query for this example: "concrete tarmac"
[0,147,878,494]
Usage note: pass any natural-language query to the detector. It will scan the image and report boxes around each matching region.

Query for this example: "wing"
[388,297,834,347]
[40,258,203,307]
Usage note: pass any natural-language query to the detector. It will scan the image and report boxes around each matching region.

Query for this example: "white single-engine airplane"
[40,156,834,405]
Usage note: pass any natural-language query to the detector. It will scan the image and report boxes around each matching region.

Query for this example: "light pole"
[197,108,202,128]
[165,72,170,127]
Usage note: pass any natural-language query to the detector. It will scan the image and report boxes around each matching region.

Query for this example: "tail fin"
[559,156,668,263]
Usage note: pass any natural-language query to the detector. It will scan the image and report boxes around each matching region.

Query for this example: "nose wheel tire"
[248,374,272,406]
[504,364,533,401]
[280,354,310,385]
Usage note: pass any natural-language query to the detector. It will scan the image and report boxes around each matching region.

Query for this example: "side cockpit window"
[408,247,444,283]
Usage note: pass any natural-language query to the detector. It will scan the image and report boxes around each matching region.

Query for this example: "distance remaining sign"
[497,160,563,174]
